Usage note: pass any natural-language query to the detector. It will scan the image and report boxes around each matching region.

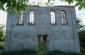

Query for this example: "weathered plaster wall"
[4,6,80,53]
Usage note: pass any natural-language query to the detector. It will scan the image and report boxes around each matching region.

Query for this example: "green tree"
[0,0,29,15]
[49,0,85,9]
[77,18,85,49]
[0,24,5,41]
[77,18,84,31]
[0,0,85,15]
[64,0,85,10]
[79,30,85,49]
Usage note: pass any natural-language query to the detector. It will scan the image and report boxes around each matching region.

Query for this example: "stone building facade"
[4,6,80,53]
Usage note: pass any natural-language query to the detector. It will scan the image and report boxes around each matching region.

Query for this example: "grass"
[0,41,85,55]
[0,50,85,55]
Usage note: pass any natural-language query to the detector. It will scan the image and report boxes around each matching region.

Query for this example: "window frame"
[28,10,35,25]
[61,10,68,25]
[16,14,24,25]
[50,10,56,25]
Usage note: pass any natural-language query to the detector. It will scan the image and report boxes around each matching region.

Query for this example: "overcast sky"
[0,0,85,29]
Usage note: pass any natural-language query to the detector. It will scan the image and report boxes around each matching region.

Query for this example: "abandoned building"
[4,6,80,53]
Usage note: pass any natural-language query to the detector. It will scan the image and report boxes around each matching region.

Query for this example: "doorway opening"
[38,35,47,52]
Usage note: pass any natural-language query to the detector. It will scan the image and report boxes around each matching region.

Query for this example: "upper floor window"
[29,10,34,24]
[51,11,56,24]
[61,10,67,24]
[17,14,24,25]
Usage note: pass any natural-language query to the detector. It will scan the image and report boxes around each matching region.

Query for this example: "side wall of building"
[4,15,12,51]
[4,6,80,53]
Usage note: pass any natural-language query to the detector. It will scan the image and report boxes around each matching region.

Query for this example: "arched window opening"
[61,10,67,24]
[51,11,56,24]
[29,10,34,24]
[18,14,23,24]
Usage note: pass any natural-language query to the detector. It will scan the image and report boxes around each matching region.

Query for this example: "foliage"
[38,41,46,53]
[50,0,85,10]
[0,0,29,16]
[64,0,85,10]
[77,18,84,31]
[0,49,85,55]
[77,18,85,49]
[79,30,85,49]
[0,41,4,50]
[0,0,85,15]
[0,24,5,41]
[79,30,85,40]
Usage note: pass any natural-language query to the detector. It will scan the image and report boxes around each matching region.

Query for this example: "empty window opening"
[17,14,23,24]
[38,35,47,52]
[51,11,56,24]
[61,10,67,24]
[29,10,34,24]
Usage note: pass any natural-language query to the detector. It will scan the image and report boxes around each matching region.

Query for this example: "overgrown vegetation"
[0,49,85,55]
[0,24,5,41]
[38,41,46,53]
[0,24,5,52]
[79,30,85,49]
[77,18,85,50]
[0,41,4,50]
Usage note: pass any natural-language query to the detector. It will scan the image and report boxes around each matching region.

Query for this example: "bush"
[0,24,5,41]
